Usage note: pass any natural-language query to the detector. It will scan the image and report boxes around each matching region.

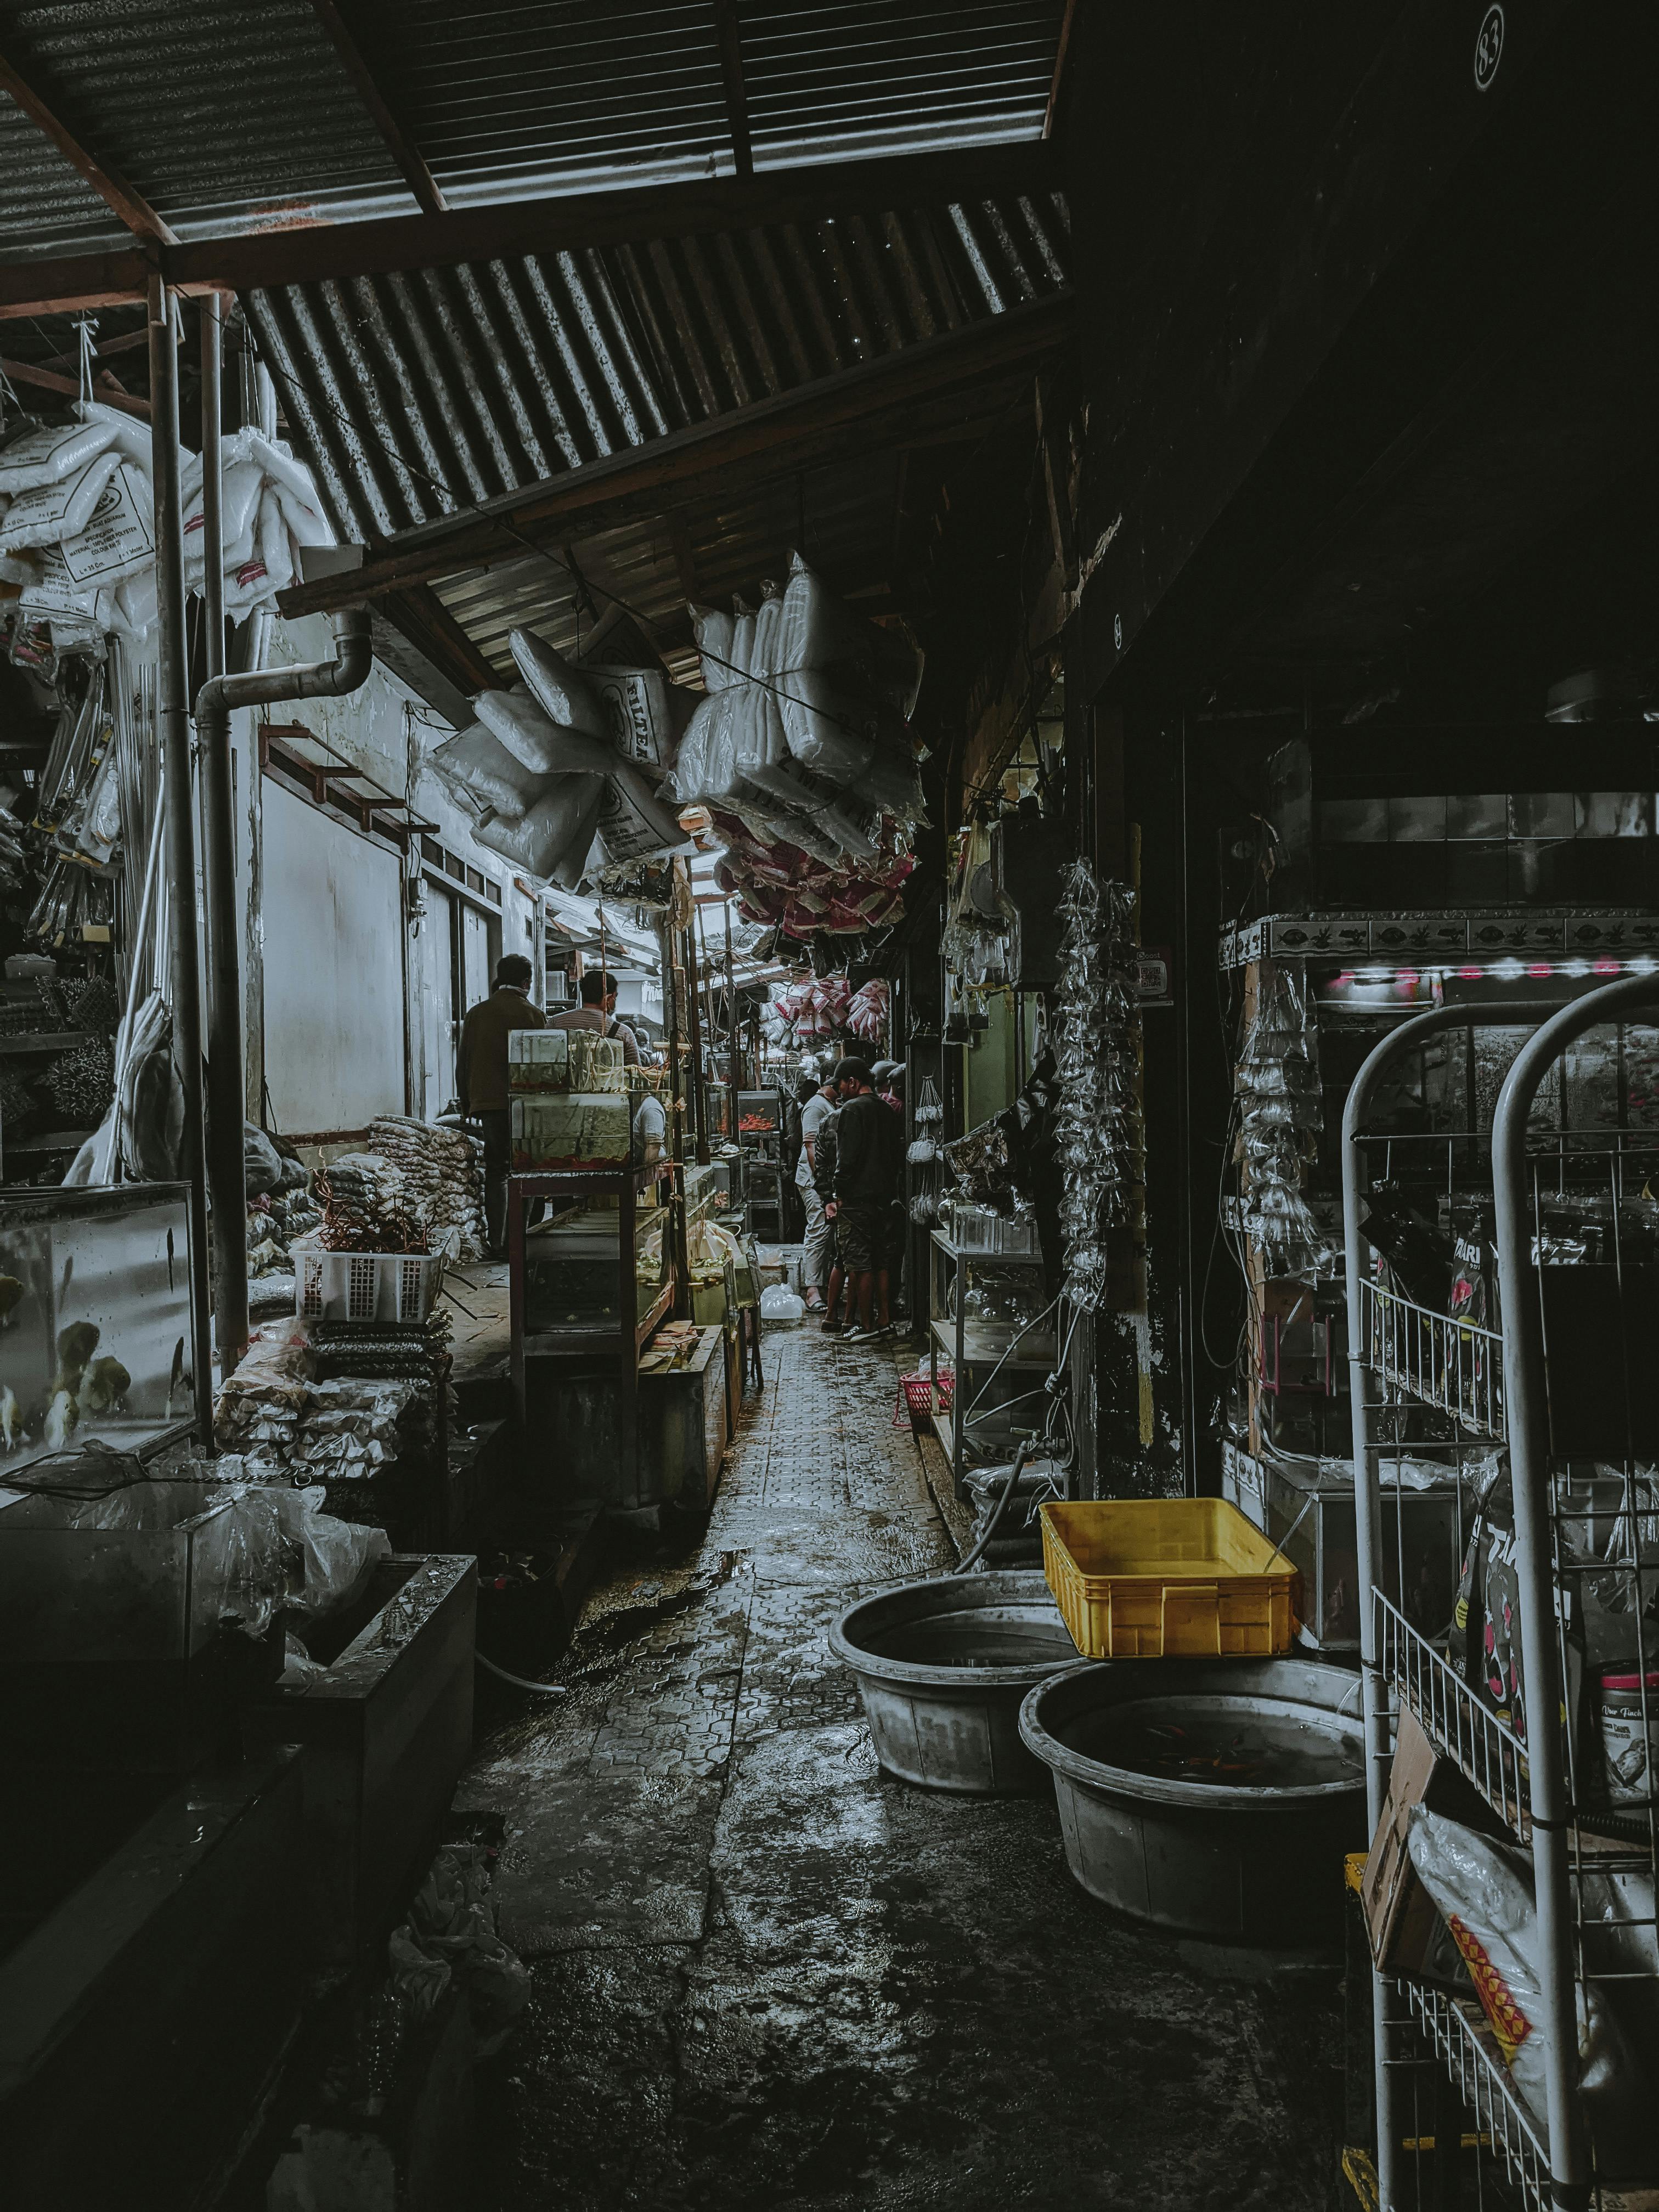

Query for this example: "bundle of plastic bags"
[669,554,926,866]
[179,425,334,617]
[426,628,693,888]
[845,978,890,1043]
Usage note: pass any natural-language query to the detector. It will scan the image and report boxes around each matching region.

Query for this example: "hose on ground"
[476,1651,568,1695]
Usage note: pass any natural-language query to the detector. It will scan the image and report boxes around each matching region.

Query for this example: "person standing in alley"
[826,1058,901,1342]
[548,969,640,1065]
[459,953,545,1258]
[794,1060,839,1313]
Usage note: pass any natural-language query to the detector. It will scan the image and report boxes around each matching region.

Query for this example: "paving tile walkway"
[461,1322,1344,2211]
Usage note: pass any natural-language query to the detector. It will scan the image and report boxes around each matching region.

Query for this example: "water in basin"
[865,1605,1078,1670]
[1059,1694,1364,1790]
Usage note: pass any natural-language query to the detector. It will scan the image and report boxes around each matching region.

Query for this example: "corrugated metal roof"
[0,82,127,257]
[0,0,1066,252]
[742,1,1066,166]
[342,1,735,202]
[0,2,409,241]
[244,190,1071,543]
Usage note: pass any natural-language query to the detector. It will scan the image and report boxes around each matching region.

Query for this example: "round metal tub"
[1019,1657,1367,1943]
[830,1572,1079,1794]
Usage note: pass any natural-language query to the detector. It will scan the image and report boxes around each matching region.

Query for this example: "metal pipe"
[685,925,709,1164]
[193,599,374,1375]
[196,294,241,1375]
[1492,973,1659,2210]
[149,276,215,1449]
[1341,995,1557,2212]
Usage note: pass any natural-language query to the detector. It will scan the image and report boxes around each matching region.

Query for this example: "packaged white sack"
[778,550,924,718]
[509,627,608,741]
[475,684,618,776]
[473,775,607,879]
[0,447,123,554]
[593,759,693,865]
[427,721,547,823]
[0,414,121,496]
[58,460,155,585]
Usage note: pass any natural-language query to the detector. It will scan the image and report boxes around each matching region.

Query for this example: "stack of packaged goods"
[507,1028,634,1171]
[368,1115,487,1260]
[312,1152,421,1252]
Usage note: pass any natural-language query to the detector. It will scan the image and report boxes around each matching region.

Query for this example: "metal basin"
[830,1571,1079,1794]
[1019,1657,1367,1943]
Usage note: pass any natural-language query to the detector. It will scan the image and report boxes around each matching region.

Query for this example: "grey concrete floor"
[461,1323,1344,2211]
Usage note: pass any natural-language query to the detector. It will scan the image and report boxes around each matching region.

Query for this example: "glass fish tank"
[522,1195,670,1335]
[0,1183,197,1481]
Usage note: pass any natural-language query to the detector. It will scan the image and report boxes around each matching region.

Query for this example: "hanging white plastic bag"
[584,663,681,771]
[0,447,122,553]
[593,759,692,864]
[689,601,736,691]
[778,551,924,718]
[508,627,608,740]
[0,414,121,495]
[427,721,546,823]
[475,685,618,775]
[473,775,607,879]
[58,460,155,585]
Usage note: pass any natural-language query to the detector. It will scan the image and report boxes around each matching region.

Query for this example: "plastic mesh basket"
[295,1247,445,1326]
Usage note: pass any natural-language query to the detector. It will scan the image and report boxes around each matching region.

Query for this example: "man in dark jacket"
[826,1058,901,1341]
[459,953,545,1256]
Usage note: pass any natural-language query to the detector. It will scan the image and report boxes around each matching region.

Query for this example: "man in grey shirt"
[794,1065,840,1312]
[548,969,640,1065]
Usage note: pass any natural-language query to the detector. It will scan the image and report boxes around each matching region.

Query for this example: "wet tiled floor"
[462,1323,1344,2210]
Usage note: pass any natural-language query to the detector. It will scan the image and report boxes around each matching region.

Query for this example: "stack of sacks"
[0,401,335,645]
[710,809,913,938]
[180,426,335,617]
[285,1378,421,1476]
[215,1322,316,1459]
[313,1153,419,1252]
[0,403,159,641]
[670,554,926,864]
[426,629,692,890]
[368,1115,487,1261]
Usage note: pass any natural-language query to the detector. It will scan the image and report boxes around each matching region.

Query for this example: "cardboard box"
[1361,1707,1501,1983]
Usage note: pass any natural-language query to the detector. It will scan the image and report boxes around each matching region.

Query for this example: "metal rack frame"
[1347,979,1659,2211]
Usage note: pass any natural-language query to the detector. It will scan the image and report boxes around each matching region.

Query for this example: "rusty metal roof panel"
[245,190,1070,543]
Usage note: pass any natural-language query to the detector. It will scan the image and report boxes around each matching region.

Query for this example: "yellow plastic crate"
[1039,1498,1300,1660]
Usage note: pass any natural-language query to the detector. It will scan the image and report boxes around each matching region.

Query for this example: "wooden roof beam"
[275,293,1074,619]
[0,138,1058,318]
[0,50,177,244]
[1044,0,1079,139]
[309,1,448,217]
